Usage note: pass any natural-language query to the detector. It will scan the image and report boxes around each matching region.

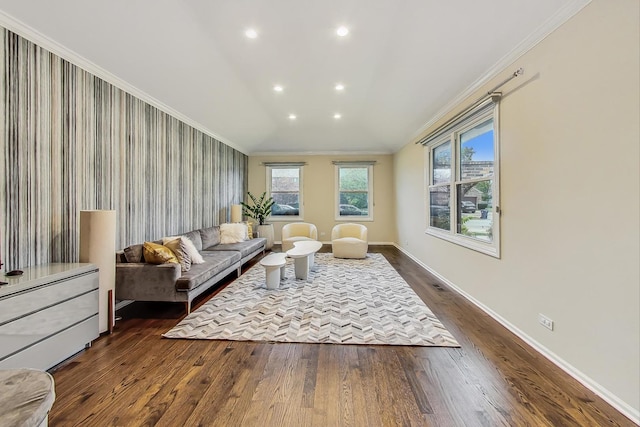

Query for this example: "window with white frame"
[267,164,303,220]
[423,97,500,257]
[334,162,374,221]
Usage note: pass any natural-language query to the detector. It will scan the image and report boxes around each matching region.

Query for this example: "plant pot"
[256,224,274,250]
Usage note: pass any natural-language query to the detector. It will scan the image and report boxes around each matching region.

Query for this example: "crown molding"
[410,0,592,143]
[0,9,247,155]
[249,150,393,157]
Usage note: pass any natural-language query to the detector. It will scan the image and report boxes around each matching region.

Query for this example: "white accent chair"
[331,223,368,259]
[281,222,318,252]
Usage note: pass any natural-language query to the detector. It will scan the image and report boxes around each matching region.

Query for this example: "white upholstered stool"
[259,253,288,289]
[0,369,55,427]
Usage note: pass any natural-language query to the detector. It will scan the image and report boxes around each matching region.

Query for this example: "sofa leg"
[185,301,191,315]
[237,267,241,277]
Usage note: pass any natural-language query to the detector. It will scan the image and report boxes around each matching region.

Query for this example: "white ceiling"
[0,1,586,155]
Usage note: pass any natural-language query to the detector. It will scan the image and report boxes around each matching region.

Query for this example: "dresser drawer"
[0,289,98,361]
[0,272,98,325]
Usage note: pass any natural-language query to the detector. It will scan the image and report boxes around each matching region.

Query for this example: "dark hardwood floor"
[49,245,635,426]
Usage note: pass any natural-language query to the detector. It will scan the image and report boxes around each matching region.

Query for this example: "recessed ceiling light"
[336,26,349,37]
[289,114,297,120]
[273,85,283,92]
[335,83,345,91]
[334,113,342,119]
[245,28,258,39]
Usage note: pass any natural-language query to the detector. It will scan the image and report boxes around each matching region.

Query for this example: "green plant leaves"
[240,191,275,225]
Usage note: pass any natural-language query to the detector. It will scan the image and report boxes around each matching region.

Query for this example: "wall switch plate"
[539,313,554,331]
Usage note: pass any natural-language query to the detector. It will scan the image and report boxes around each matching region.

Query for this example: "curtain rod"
[331,161,377,165]
[416,67,524,145]
[261,162,307,166]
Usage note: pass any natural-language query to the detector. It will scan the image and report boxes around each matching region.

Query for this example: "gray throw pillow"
[123,244,144,263]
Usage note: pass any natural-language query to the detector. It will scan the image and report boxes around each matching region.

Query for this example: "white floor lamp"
[79,210,116,334]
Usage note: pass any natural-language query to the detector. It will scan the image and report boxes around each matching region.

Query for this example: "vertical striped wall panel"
[0,29,247,271]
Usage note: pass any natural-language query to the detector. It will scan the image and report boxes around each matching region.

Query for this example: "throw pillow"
[162,236,205,264]
[182,230,203,251]
[123,244,144,263]
[163,237,192,272]
[245,221,253,239]
[220,223,248,244]
[143,241,179,265]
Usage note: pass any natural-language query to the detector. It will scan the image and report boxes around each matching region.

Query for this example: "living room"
[0,0,638,426]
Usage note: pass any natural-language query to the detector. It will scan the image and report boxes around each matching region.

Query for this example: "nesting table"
[286,240,323,281]
[259,253,288,290]
[259,241,322,289]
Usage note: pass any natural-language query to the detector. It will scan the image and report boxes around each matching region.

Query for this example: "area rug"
[163,253,459,347]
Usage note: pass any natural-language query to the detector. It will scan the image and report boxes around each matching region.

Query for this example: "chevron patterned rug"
[163,253,459,346]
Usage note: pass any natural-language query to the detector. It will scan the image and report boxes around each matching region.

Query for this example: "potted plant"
[241,191,275,249]
[240,191,275,225]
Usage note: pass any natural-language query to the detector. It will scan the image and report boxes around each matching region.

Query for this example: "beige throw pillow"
[220,223,248,244]
[163,235,205,264]
[164,237,192,272]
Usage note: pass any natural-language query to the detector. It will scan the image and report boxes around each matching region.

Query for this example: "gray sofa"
[115,225,266,313]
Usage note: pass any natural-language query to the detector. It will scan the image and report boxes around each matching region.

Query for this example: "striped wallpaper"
[0,29,247,271]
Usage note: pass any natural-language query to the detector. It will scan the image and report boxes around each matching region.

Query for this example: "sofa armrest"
[115,263,183,301]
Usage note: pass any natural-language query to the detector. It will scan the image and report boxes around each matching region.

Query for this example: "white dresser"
[0,263,99,370]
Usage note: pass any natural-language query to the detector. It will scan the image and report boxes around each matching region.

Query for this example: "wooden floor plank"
[46,245,636,427]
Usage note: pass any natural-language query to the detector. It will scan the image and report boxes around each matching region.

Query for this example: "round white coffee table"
[286,240,322,280]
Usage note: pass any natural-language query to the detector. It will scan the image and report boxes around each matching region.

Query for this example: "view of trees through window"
[428,113,498,253]
[457,119,494,241]
[338,166,370,217]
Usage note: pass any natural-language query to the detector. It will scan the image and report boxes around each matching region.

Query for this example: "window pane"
[339,194,368,216]
[460,119,494,180]
[432,141,451,185]
[271,168,300,215]
[338,166,370,217]
[339,167,368,191]
[429,186,450,230]
[456,180,493,241]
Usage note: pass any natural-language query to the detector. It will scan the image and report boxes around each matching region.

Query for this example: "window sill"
[269,216,303,222]
[425,227,500,258]
[335,216,373,222]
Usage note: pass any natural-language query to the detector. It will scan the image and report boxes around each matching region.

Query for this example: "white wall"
[394,0,639,420]
[248,154,396,244]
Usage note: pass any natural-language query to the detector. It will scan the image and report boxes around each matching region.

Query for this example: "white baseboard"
[394,243,640,425]
[275,241,396,246]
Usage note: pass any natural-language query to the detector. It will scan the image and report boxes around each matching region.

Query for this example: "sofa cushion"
[182,230,203,251]
[143,242,179,265]
[123,244,144,263]
[175,251,240,291]
[199,226,220,249]
[204,238,265,258]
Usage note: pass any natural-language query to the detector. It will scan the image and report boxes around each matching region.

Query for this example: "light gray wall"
[0,29,247,271]
[394,0,639,418]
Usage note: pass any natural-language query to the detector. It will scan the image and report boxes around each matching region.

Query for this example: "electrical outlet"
[320,231,326,236]
[538,314,554,331]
